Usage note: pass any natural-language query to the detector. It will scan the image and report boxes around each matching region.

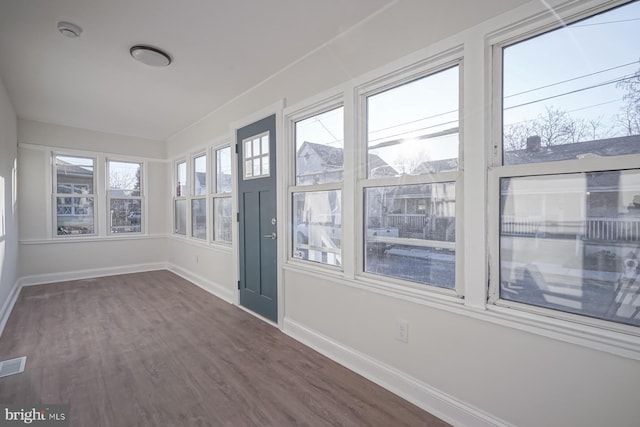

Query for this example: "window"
[367,67,459,177]
[494,1,640,327]
[502,0,640,164]
[364,183,455,289]
[212,146,232,243]
[291,106,344,266]
[193,154,207,195]
[174,160,187,235]
[108,160,142,233]
[191,154,207,239]
[54,155,96,236]
[362,65,460,289]
[243,132,270,179]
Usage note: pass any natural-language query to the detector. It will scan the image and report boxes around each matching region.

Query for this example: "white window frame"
[285,95,345,270]
[211,144,233,245]
[52,153,98,237]
[174,159,188,236]
[355,53,465,297]
[487,0,640,337]
[106,159,144,235]
[190,152,208,240]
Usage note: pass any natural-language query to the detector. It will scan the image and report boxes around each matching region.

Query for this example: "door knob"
[263,232,277,240]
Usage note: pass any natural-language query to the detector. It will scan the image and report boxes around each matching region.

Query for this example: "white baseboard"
[283,318,512,427]
[19,262,166,287]
[166,263,234,304]
[0,280,22,339]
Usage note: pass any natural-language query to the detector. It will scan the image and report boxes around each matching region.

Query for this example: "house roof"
[56,159,93,178]
[412,158,458,175]
[298,141,398,176]
[504,134,640,164]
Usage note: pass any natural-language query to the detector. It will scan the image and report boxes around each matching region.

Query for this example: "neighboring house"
[296,141,397,184]
[411,158,458,175]
[194,171,207,194]
[500,135,640,323]
[501,135,640,239]
[504,134,640,164]
[366,181,456,242]
[56,160,94,233]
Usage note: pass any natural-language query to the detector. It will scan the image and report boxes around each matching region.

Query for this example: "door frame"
[230,99,286,327]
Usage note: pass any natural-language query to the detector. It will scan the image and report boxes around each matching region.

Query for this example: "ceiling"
[0,0,393,141]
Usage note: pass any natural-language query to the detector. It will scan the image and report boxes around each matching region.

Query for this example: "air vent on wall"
[0,356,26,378]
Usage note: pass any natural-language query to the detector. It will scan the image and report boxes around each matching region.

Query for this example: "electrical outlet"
[395,318,409,343]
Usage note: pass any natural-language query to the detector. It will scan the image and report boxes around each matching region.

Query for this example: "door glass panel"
[242,132,271,180]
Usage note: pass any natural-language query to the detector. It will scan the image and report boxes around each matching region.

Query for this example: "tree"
[617,62,640,112]
[503,121,534,151]
[616,63,640,136]
[503,105,598,150]
[616,101,640,136]
[585,116,612,141]
[534,106,575,147]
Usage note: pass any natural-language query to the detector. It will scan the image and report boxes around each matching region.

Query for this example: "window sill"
[167,234,233,253]
[20,234,164,245]
[483,304,640,361]
[282,262,464,308]
[282,263,640,360]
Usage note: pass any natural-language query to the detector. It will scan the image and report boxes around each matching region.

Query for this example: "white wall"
[164,1,640,426]
[17,119,168,283]
[0,75,18,325]
[167,238,234,303]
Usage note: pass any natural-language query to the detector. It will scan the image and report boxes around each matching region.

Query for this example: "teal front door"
[237,115,278,322]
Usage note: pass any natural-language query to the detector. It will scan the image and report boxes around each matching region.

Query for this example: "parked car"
[128,210,141,224]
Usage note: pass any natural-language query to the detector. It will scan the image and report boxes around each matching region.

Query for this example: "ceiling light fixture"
[57,21,82,38]
[130,45,172,67]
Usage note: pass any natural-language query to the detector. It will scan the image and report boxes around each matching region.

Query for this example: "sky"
[503,0,640,136]
[295,0,640,174]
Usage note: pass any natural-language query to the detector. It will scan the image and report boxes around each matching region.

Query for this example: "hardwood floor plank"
[0,271,449,427]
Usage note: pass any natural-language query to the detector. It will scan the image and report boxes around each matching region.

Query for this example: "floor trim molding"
[283,317,512,427]
[19,262,167,287]
[166,263,234,304]
[0,280,22,339]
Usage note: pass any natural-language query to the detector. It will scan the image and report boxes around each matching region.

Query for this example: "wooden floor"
[0,271,449,426]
